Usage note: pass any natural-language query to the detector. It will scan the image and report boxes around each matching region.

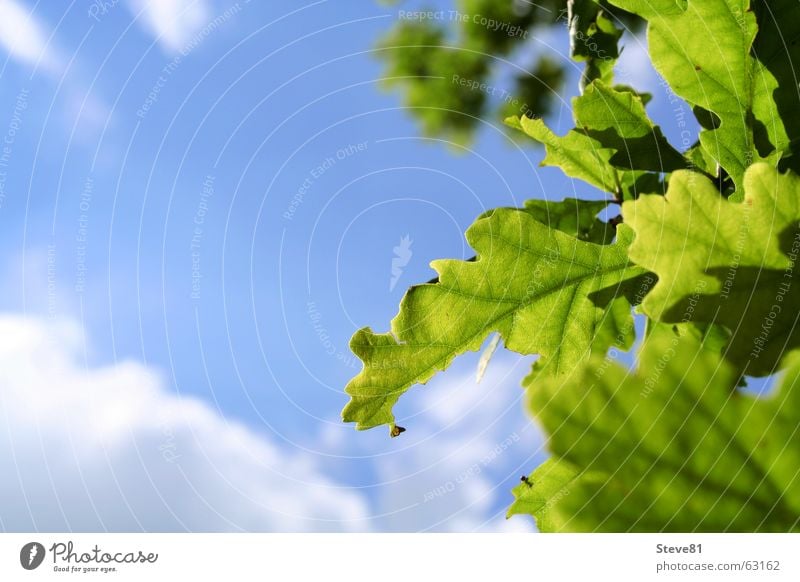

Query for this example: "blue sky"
[0,0,689,531]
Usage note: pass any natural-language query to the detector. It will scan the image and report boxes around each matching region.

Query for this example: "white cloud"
[0,0,53,69]
[127,0,211,52]
[0,314,544,532]
[0,315,369,532]
[0,1,108,144]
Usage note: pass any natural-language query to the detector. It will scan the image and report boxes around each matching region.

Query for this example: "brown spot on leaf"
[390,425,406,438]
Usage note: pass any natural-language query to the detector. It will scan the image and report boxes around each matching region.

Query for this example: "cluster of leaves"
[377,0,641,143]
[344,0,800,531]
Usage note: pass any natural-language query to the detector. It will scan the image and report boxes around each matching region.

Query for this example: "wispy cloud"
[127,0,211,52]
[0,1,108,143]
[0,316,369,531]
[0,314,541,532]
[0,0,53,69]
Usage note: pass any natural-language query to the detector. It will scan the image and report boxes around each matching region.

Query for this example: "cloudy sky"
[0,0,671,531]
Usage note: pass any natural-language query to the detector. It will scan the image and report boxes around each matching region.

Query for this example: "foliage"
[342,209,646,431]
[625,163,800,376]
[511,328,800,532]
[345,0,800,531]
[377,0,641,143]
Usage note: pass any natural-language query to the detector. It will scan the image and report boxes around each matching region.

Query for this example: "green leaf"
[752,0,800,172]
[608,0,784,190]
[521,269,655,386]
[521,197,615,244]
[608,0,686,18]
[377,20,488,143]
[508,81,681,199]
[374,0,584,142]
[507,119,660,201]
[507,459,581,531]
[507,114,621,196]
[567,0,623,89]
[342,208,647,433]
[525,329,800,532]
[623,163,800,376]
[500,56,565,123]
[613,85,652,107]
[573,81,687,172]
[684,142,720,178]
